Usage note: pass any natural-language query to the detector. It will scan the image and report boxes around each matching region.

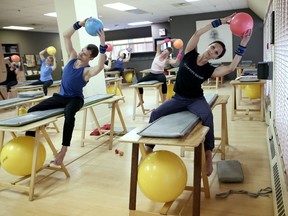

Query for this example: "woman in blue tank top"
[145,13,253,177]
[26,18,108,165]
[29,48,57,95]
[109,48,131,81]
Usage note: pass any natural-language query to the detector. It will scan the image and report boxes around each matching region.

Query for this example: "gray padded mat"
[83,94,114,107]
[138,94,218,138]
[0,97,32,107]
[204,93,218,105]
[18,91,45,98]
[0,94,115,126]
[138,111,200,138]
[0,108,65,126]
[16,85,42,90]
[138,80,159,85]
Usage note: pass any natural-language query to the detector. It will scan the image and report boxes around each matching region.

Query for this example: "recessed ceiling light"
[44,12,57,17]
[128,21,152,26]
[104,3,136,11]
[3,26,34,30]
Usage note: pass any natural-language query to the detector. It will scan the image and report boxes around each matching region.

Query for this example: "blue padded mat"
[138,94,218,138]
[0,94,115,126]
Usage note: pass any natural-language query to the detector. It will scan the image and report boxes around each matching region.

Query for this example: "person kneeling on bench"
[26,18,107,165]
[145,13,252,176]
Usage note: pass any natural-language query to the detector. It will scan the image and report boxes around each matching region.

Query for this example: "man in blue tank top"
[26,18,107,165]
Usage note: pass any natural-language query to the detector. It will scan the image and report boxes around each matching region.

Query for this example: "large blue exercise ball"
[85,17,104,36]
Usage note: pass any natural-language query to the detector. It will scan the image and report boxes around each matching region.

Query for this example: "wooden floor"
[0,81,274,216]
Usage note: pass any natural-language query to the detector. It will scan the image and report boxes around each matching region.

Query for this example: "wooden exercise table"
[230,80,265,121]
[119,123,210,216]
[0,117,70,201]
[129,82,163,120]
[80,96,128,149]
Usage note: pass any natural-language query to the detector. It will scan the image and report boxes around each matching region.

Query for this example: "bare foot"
[54,146,68,165]
[145,146,153,154]
[137,101,144,107]
[205,150,213,176]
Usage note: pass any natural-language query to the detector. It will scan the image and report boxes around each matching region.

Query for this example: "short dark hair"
[166,47,173,54]
[87,44,99,58]
[209,40,226,59]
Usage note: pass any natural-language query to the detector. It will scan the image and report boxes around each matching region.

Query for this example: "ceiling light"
[185,0,201,2]
[44,12,57,17]
[104,3,136,11]
[3,26,34,31]
[128,21,152,26]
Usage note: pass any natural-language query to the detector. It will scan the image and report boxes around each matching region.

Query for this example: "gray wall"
[0,8,263,81]
[0,30,62,80]
[169,8,263,79]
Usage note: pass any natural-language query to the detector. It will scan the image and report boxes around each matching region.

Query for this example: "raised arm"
[63,19,87,60]
[185,14,235,54]
[212,29,252,78]
[84,29,106,80]
[168,47,183,67]
[104,52,112,71]
[123,50,131,63]
[39,48,46,61]
[52,55,57,71]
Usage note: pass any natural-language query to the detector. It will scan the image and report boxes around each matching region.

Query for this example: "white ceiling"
[0,0,268,33]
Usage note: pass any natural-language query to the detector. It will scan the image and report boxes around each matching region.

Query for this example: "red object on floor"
[90,128,100,136]
[101,124,111,130]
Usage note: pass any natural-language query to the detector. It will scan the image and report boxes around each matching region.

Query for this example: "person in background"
[145,13,252,176]
[104,51,112,71]
[137,38,182,106]
[0,57,20,99]
[26,18,107,165]
[29,48,57,95]
[109,48,131,81]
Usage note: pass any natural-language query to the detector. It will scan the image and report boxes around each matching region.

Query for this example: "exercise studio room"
[0,0,287,215]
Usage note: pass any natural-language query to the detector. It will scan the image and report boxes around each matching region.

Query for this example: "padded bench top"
[138,93,218,138]
[0,94,114,126]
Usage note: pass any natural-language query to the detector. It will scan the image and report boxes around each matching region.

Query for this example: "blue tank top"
[114,58,124,69]
[59,58,88,99]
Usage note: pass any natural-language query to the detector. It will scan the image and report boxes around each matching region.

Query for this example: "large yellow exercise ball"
[0,136,46,176]
[125,72,133,83]
[167,83,175,100]
[244,84,261,99]
[47,46,57,55]
[138,150,187,203]
[106,85,121,96]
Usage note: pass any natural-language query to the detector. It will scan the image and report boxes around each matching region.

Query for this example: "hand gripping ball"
[85,17,104,36]
[138,150,187,202]
[0,136,46,176]
[230,12,254,37]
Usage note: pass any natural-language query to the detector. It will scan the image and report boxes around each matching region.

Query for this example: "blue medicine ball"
[85,17,104,36]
